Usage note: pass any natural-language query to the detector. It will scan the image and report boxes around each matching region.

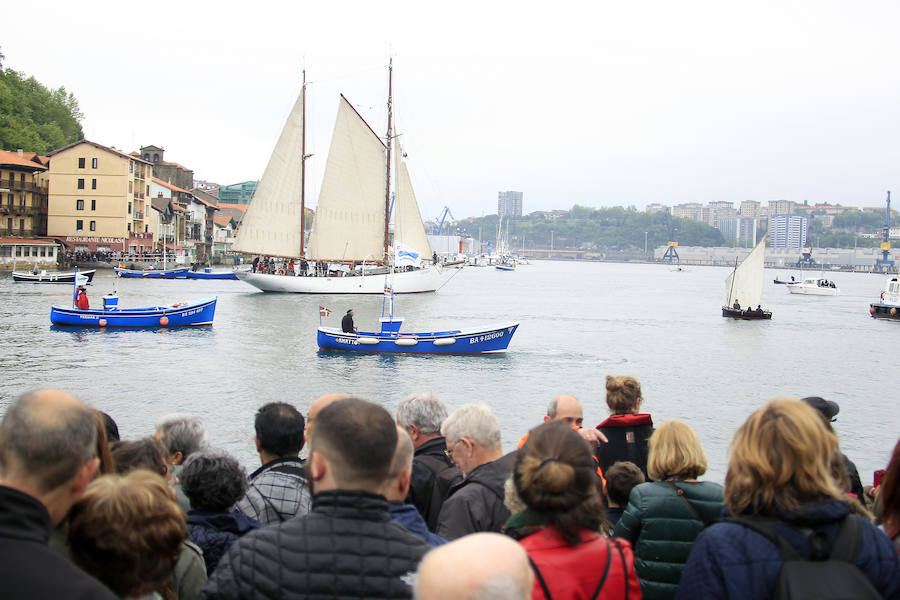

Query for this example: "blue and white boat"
[317,282,518,354]
[185,268,239,280]
[51,295,217,327]
[114,266,189,278]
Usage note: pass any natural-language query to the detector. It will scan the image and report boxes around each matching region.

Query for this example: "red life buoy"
[172,302,187,308]
[160,316,169,325]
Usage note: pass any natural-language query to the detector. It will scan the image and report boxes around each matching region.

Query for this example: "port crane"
[875,191,894,272]
[430,206,455,235]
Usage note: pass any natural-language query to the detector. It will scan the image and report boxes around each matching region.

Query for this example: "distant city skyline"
[1,2,898,219]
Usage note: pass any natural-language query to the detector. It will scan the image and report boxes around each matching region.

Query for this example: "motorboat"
[13,269,96,283]
[115,266,189,279]
[787,277,840,296]
[185,268,239,280]
[51,294,216,327]
[870,276,900,320]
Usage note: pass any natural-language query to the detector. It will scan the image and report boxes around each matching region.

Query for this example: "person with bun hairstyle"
[595,375,654,478]
[505,421,641,599]
[613,420,724,600]
[677,399,900,599]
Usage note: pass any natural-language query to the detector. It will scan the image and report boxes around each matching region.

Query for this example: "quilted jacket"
[187,510,261,575]
[200,490,430,600]
[676,499,900,600]
[613,480,724,600]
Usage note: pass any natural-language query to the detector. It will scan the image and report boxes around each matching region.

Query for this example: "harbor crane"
[875,191,894,272]
[431,206,455,235]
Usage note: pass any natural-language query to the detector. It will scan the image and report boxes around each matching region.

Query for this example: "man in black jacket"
[396,393,462,531]
[435,403,516,540]
[341,309,356,333]
[0,389,117,600]
[203,398,429,600]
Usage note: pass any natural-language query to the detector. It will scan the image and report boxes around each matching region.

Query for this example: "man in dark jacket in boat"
[202,398,429,599]
[0,390,117,600]
[341,309,356,333]
[435,403,516,540]
[396,393,461,531]
[234,402,312,524]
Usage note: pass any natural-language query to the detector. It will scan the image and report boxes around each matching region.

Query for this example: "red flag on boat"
[319,306,331,317]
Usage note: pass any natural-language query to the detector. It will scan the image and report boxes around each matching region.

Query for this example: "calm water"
[1,261,897,485]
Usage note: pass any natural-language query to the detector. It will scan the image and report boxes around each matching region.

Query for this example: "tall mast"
[383,58,393,261]
[299,70,307,258]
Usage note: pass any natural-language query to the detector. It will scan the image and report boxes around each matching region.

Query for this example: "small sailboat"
[234,62,443,294]
[722,238,772,320]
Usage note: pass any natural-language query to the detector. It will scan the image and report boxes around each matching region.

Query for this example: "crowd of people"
[0,381,898,600]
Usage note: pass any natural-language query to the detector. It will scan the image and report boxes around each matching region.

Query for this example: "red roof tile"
[0,149,48,171]
[0,237,57,245]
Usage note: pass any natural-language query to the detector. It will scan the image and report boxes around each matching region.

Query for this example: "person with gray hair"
[435,403,517,540]
[181,450,261,574]
[414,532,532,600]
[0,389,117,599]
[396,393,461,530]
[155,413,209,513]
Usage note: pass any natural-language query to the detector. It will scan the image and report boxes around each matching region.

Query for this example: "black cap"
[802,396,839,422]
[347,309,353,313]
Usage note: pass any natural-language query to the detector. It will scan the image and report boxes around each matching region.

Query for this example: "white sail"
[233,91,304,257]
[394,158,432,260]
[725,237,766,307]
[307,97,387,262]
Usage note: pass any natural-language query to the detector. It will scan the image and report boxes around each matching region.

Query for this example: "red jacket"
[75,290,89,310]
[519,526,643,599]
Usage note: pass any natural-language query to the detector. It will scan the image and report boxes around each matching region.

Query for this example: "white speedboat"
[870,275,900,320]
[787,277,840,296]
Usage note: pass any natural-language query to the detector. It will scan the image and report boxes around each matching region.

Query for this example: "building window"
[128,202,132,213]
[128,181,133,193]
[153,153,159,163]
[7,193,12,206]
[127,222,131,232]
[76,219,83,231]
[146,185,149,195]
[77,179,85,190]
[91,199,96,211]
[91,158,98,169]
[19,220,25,234]
[129,161,134,173]
[19,194,25,207]
[89,220,96,232]
[76,199,84,211]
[6,217,11,231]
[144,224,148,233]
[24,246,29,256]
[91,178,97,190]
[78,157,86,168]
[20,173,25,184]
[15,246,21,256]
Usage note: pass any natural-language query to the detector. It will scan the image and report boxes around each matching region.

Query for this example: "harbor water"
[1,261,897,485]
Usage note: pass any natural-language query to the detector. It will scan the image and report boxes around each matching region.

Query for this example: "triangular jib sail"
[233,91,305,257]
[726,237,766,308]
[306,96,387,262]
[394,157,432,261]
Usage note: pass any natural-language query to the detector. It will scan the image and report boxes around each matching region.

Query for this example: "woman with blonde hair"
[505,421,641,599]
[677,399,900,599]
[594,375,654,478]
[67,470,188,599]
[613,420,724,600]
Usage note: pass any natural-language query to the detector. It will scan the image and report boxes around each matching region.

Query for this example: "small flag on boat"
[319,306,331,317]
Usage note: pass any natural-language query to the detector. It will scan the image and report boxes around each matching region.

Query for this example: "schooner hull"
[235,266,442,294]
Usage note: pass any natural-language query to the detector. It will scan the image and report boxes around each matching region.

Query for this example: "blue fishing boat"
[50,296,217,327]
[495,262,516,271]
[114,266,189,278]
[185,268,239,280]
[317,282,518,354]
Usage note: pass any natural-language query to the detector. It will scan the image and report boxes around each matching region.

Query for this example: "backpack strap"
[527,556,553,600]
[665,481,709,526]
[588,538,614,600]
[726,516,802,560]
[727,515,864,563]
[827,514,864,563]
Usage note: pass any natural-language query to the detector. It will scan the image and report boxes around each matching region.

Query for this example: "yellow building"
[47,140,154,253]
[0,149,50,238]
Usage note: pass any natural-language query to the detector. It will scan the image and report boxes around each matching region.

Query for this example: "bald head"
[415,533,533,600]
[0,389,97,494]
[306,394,350,438]
[546,394,583,428]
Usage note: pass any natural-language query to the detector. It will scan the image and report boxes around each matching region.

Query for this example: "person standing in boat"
[75,285,89,310]
[732,300,741,310]
[342,309,357,333]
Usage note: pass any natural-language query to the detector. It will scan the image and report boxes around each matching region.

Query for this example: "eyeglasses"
[444,439,464,460]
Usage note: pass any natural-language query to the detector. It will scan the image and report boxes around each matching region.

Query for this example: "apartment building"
[140,145,193,191]
[498,191,523,218]
[47,140,155,253]
[0,149,50,238]
[151,178,218,261]
[672,203,702,221]
[770,215,808,248]
[645,203,670,214]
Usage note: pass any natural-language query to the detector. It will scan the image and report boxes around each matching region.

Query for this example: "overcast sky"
[3,1,899,219]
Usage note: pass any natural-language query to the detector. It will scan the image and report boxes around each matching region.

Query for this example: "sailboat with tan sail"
[234,63,442,294]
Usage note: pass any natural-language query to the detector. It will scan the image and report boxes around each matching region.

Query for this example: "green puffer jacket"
[612,480,724,600]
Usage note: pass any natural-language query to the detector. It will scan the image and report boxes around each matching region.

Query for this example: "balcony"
[1,205,43,215]
[2,180,48,193]
[0,229,40,237]
[133,211,144,220]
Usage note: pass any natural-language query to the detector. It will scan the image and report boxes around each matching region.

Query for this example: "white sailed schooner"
[234,63,442,294]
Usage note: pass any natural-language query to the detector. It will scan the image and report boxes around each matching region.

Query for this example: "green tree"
[0,52,84,153]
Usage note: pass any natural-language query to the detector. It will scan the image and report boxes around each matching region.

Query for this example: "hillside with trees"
[453,206,727,251]
[0,50,84,153]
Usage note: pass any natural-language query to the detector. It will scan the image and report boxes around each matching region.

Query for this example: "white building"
[498,191,523,218]
[769,215,808,248]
